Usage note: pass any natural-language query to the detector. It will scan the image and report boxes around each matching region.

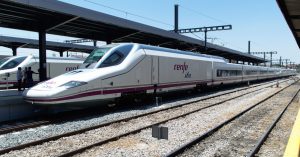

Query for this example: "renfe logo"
[65,65,79,71]
[174,62,189,73]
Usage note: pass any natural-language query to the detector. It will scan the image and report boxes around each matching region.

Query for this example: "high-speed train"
[0,55,83,88]
[23,43,296,106]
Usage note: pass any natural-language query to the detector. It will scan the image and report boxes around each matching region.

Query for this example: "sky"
[0,0,299,63]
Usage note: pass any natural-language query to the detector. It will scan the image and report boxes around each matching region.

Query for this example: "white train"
[0,55,83,88]
[23,43,296,106]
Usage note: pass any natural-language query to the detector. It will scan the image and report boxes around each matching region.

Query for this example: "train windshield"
[0,57,10,67]
[81,47,112,69]
[98,45,133,68]
[0,56,27,70]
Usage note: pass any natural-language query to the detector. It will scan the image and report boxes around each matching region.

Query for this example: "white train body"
[23,43,296,106]
[0,55,83,88]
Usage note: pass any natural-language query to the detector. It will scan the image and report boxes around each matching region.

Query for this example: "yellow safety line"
[284,100,300,157]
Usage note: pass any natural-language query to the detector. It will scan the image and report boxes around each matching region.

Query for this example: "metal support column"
[279,56,282,67]
[12,46,17,56]
[177,25,231,52]
[270,53,273,67]
[59,51,63,57]
[250,51,276,67]
[248,41,250,54]
[93,40,97,46]
[204,30,207,52]
[263,53,266,66]
[286,60,288,69]
[39,29,47,81]
[174,4,179,33]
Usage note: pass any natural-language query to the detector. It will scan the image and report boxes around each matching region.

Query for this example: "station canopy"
[0,0,265,63]
[277,0,300,49]
[0,35,96,53]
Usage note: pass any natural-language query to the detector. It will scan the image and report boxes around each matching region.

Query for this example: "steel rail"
[165,80,298,157]
[247,86,300,157]
[57,79,295,157]
[0,120,50,135]
[0,78,284,135]
[0,105,115,135]
[0,78,288,155]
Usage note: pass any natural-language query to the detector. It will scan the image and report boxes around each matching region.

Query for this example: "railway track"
[0,78,285,136]
[0,105,116,135]
[0,78,295,156]
[247,86,300,157]
[166,80,300,157]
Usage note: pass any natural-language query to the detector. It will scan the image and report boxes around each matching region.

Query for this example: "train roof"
[108,43,228,63]
[32,56,84,61]
[2,55,84,61]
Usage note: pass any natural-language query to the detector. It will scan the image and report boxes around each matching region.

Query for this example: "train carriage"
[212,62,243,85]
[242,65,260,82]
[23,43,296,106]
[0,55,83,88]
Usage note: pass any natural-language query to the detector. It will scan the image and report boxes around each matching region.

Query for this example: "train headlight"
[60,81,87,89]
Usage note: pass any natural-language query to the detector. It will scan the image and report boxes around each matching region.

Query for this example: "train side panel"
[100,49,152,96]
[212,62,243,85]
[242,65,260,82]
[47,62,81,79]
[145,49,213,93]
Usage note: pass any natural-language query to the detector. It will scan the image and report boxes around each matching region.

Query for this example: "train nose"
[23,87,65,99]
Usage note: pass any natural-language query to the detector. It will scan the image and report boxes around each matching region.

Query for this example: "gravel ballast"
[0,80,280,150]
[256,94,300,157]
[178,81,299,157]
[73,82,293,157]
[0,79,293,157]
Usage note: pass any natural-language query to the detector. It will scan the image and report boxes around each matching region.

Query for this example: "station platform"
[0,89,37,123]
[284,98,300,157]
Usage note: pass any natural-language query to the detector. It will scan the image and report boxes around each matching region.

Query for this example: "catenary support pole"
[174,4,179,33]
[264,52,266,66]
[248,41,250,54]
[204,30,207,52]
[270,53,273,67]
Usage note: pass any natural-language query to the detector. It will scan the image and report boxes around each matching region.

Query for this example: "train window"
[98,45,133,68]
[100,52,123,68]
[84,47,112,64]
[260,70,268,74]
[113,45,133,58]
[217,70,222,77]
[0,56,26,70]
[217,69,242,77]
[245,70,257,75]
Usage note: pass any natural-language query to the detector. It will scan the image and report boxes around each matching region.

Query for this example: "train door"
[151,56,159,85]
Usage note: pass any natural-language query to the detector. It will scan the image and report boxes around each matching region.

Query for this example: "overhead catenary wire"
[180,5,230,25]
[190,32,246,53]
[250,41,273,52]
[178,5,246,52]
[83,0,247,55]
[83,0,174,28]
[191,32,204,40]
